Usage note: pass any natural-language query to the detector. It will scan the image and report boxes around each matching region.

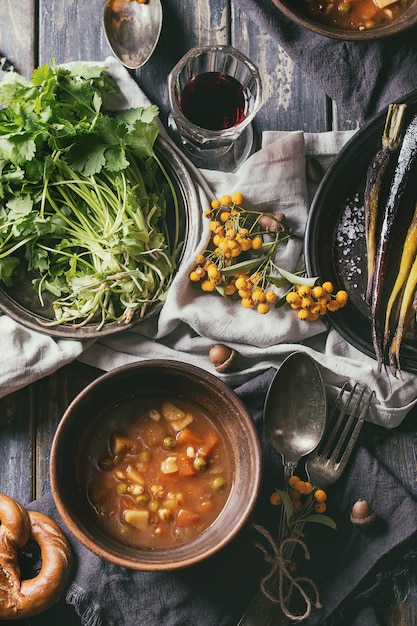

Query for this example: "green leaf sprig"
[272,476,337,539]
[0,60,181,329]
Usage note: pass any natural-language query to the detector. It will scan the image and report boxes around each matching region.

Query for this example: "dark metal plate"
[305,90,417,373]
[0,137,201,339]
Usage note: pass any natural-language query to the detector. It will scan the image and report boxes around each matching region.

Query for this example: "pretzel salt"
[0,493,72,619]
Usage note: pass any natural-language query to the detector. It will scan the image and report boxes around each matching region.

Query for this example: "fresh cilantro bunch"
[0,60,181,329]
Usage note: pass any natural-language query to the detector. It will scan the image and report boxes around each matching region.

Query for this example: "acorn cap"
[350,499,377,527]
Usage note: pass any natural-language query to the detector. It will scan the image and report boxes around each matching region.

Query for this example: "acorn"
[257,212,288,234]
[350,499,377,527]
[209,344,236,373]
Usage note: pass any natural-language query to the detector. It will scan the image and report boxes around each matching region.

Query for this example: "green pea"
[211,476,226,490]
[148,500,159,513]
[139,450,152,463]
[337,2,351,14]
[163,436,176,450]
[116,482,128,495]
[135,494,150,506]
[193,457,207,472]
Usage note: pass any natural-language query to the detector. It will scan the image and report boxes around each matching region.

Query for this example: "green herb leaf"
[276,266,318,287]
[300,513,337,530]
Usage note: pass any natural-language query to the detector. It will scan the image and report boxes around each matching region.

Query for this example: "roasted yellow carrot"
[389,301,416,377]
[390,254,417,376]
[383,201,417,352]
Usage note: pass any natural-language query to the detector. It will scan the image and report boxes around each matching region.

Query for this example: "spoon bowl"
[264,352,327,482]
[103,0,163,69]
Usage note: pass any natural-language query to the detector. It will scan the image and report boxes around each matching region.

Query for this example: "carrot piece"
[389,252,417,375]
[177,508,201,527]
[176,454,196,477]
[176,427,202,447]
[383,202,417,350]
[348,0,378,19]
[198,431,219,457]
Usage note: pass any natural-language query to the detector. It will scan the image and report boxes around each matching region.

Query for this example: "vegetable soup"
[299,0,411,30]
[83,397,232,549]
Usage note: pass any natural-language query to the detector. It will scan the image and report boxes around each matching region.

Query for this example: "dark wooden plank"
[38,0,109,65]
[33,361,103,499]
[232,6,331,133]
[0,0,36,78]
[0,386,33,503]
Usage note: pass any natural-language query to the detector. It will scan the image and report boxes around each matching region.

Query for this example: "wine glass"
[167,45,263,172]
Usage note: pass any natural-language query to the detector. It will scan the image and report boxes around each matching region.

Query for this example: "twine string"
[253,523,322,622]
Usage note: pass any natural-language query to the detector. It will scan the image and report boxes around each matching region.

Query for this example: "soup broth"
[300,0,411,30]
[82,396,232,549]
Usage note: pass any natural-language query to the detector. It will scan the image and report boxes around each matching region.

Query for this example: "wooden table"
[0,2,416,624]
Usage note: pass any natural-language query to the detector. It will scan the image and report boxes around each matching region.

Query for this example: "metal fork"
[306,382,373,489]
[237,381,373,626]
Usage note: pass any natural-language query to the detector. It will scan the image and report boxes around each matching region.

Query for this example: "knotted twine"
[253,523,322,621]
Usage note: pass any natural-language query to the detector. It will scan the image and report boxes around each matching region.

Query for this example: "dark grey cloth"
[10,370,417,626]
[234,0,417,123]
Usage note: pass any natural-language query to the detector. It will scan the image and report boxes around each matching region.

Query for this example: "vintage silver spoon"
[103,0,163,69]
[237,352,327,626]
[264,351,327,486]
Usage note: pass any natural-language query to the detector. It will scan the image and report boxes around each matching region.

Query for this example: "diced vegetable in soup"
[84,397,231,548]
[300,0,411,30]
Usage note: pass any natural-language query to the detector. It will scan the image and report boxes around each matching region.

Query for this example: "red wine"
[179,72,247,131]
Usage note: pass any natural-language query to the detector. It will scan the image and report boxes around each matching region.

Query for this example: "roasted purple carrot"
[364,103,407,303]
[370,111,417,374]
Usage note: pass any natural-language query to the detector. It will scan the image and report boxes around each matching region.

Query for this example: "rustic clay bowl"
[50,360,262,571]
[272,0,417,40]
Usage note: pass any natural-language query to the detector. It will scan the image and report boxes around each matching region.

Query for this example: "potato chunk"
[161,456,178,474]
[124,509,149,531]
[162,401,185,422]
[374,0,398,7]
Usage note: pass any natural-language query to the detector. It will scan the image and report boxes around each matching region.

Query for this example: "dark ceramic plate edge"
[304,89,417,373]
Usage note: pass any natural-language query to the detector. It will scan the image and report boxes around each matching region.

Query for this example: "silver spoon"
[264,351,327,486]
[103,0,163,69]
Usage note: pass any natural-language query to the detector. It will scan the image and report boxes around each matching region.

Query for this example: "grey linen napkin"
[235,0,417,123]
[15,370,417,626]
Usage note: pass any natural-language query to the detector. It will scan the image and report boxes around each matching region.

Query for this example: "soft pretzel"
[0,493,72,620]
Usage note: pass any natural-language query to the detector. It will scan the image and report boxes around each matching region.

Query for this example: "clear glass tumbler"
[167,45,263,172]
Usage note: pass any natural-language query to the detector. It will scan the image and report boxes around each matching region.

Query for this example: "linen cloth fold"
[18,370,417,626]
[233,0,417,123]
[1,56,417,428]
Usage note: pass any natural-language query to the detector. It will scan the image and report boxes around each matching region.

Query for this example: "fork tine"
[328,383,367,462]
[313,383,372,463]
[334,385,373,470]
[306,381,373,489]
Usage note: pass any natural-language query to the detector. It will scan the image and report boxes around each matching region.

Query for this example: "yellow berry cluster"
[189,192,289,314]
[286,281,348,321]
[270,475,328,516]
